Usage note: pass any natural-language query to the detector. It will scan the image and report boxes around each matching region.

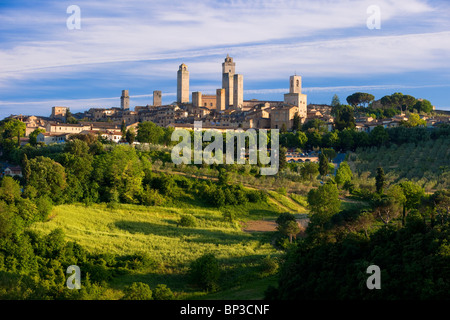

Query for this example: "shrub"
[260,256,279,275]
[189,253,220,292]
[178,215,197,227]
[122,282,153,300]
[141,186,164,206]
[152,284,175,300]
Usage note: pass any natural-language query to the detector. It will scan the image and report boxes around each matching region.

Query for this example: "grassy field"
[31,192,307,299]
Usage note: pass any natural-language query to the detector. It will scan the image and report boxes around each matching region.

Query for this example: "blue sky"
[0,0,449,120]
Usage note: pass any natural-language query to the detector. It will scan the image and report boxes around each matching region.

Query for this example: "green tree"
[381,92,417,113]
[152,284,175,300]
[65,108,78,124]
[335,161,352,188]
[333,105,355,130]
[189,253,220,292]
[295,131,307,148]
[307,181,341,226]
[371,190,403,225]
[29,128,46,146]
[278,220,300,243]
[305,129,322,149]
[136,121,164,144]
[123,282,153,300]
[337,129,355,151]
[218,168,231,185]
[1,119,26,146]
[346,92,374,108]
[412,99,433,113]
[59,139,94,202]
[125,128,136,144]
[279,147,287,170]
[276,212,300,243]
[93,146,144,203]
[121,119,127,137]
[429,190,450,225]
[318,152,329,176]
[331,94,340,107]
[375,167,385,194]
[292,113,302,131]
[402,113,426,128]
[399,181,424,226]
[369,126,389,147]
[28,156,67,203]
[1,119,26,140]
[0,176,22,205]
[322,131,339,149]
[300,162,319,182]
[22,153,31,184]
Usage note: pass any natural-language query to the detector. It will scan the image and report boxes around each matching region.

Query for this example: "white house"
[3,166,22,178]
[36,132,70,145]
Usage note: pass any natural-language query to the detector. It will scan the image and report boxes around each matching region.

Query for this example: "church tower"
[289,75,302,94]
[177,63,189,104]
[222,55,235,109]
[284,75,307,119]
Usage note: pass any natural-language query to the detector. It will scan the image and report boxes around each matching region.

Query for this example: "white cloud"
[1,0,449,117]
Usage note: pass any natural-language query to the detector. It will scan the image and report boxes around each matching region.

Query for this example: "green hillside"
[30,193,305,299]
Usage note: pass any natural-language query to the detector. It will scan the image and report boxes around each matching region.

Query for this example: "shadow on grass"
[248,209,280,217]
[114,220,258,245]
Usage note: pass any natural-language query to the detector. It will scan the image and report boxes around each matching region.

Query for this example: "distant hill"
[435,109,450,115]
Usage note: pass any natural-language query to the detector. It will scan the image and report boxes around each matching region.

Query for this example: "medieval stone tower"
[284,75,307,119]
[222,55,235,108]
[121,90,130,110]
[289,75,302,94]
[177,63,189,104]
[153,90,162,106]
[233,74,244,110]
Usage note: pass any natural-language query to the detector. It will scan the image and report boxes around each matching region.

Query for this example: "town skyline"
[1,0,450,120]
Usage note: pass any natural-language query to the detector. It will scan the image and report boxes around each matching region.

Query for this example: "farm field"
[30,191,308,299]
[348,136,450,192]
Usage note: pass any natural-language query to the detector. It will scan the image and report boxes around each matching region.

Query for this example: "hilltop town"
[4,55,450,147]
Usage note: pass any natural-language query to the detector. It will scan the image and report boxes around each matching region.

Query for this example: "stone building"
[51,106,68,121]
[270,105,300,130]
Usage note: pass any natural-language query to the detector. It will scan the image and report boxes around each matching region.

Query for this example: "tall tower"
[284,75,307,119]
[289,75,302,94]
[222,55,235,109]
[216,88,225,111]
[121,90,130,110]
[177,63,189,104]
[153,90,162,106]
[233,74,244,110]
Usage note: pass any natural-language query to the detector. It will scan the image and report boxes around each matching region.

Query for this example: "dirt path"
[243,218,309,233]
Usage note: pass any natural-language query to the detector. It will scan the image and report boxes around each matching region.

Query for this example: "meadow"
[31,191,307,299]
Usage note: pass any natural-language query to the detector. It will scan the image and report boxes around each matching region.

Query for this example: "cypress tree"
[375,166,385,194]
